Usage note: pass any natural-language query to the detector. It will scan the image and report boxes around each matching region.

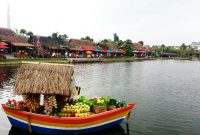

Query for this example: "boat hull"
[2,103,135,134]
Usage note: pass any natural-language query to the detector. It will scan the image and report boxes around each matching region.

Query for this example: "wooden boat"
[2,102,135,134]
[1,63,136,134]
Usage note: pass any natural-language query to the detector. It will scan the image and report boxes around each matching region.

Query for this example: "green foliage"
[49,32,68,46]
[92,97,108,106]
[116,40,124,48]
[20,29,26,36]
[101,39,109,43]
[180,43,187,50]
[161,44,165,48]
[81,36,93,42]
[123,39,133,56]
[75,96,93,107]
[116,100,127,107]
[108,98,117,106]
[138,41,144,46]
[26,31,34,43]
[113,33,119,42]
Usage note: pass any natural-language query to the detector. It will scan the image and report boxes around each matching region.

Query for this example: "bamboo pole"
[126,112,131,135]
[27,113,32,133]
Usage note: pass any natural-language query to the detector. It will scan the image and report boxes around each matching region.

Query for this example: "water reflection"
[8,125,128,135]
[0,66,18,88]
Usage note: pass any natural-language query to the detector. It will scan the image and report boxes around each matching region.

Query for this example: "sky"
[0,0,200,46]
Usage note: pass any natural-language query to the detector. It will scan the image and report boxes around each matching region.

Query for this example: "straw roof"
[13,63,74,96]
[12,42,34,47]
[69,39,95,49]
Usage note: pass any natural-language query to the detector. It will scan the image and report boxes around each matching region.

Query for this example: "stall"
[1,63,135,134]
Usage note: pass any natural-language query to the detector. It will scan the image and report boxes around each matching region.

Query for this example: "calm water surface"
[0,60,200,135]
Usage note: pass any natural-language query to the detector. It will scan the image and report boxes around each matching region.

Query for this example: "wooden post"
[27,113,32,133]
[126,112,131,135]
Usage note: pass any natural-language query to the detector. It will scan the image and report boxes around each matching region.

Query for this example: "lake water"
[0,60,200,135]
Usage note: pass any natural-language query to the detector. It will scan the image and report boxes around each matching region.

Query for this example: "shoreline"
[0,57,147,65]
[0,57,198,65]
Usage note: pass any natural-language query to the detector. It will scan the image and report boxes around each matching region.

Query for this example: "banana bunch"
[49,95,57,109]
[44,95,57,115]
[44,95,51,115]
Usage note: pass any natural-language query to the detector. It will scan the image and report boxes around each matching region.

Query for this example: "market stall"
[1,63,135,134]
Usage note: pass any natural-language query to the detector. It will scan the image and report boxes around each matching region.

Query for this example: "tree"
[116,40,124,48]
[161,44,165,48]
[20,29,27,36]
[81,36,93,42]
[138,41,144,46]
[26,31,34,43]
[101,39,109,43]
[113,33,119,42]
[180,43,187,50]
[123,39,133,56]
[26,31,33,37]
[49,32,68,46]
[180,43,187,57]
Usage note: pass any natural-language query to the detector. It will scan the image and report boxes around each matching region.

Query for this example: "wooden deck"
[68,58,104,63]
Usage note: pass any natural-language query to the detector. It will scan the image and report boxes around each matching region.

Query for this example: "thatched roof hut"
[13,63,74,96]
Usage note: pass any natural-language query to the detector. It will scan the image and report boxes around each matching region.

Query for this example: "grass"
[0,57,151,65]
[0,58,69,65]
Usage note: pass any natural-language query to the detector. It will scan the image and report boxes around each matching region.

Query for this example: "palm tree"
[26,31,34,43]
[49,32,68,47]
[20,29,27,36]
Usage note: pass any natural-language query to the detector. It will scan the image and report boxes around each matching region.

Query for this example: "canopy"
[70,48,84,51]
[13,63,74,96]
[115,50,120,53]
[120,50,125,53]
[133,50,138,53]
[138,50,145,53]
[106,50,112,53]
[101,49,106,53]
[12,42,34,47]
[0,42,8,45]
[0,43,9,49]
[83,48,94,51]
[94,49,101,52]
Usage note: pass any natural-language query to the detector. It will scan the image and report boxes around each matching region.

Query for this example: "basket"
[107,105,116,110]
[93,105,107,114]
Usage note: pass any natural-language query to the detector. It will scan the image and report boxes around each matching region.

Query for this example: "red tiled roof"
[69,39,95,50]
[132,43,145,51]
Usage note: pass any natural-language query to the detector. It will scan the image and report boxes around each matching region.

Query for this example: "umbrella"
[84,48,94,51]
[133,50,138,53]
[115,50,120,53]
[120,50,125,53]
[106,50,112,53]
[101,49,106,53]
[0,42,8,45]
[94,49,101,52]
[0,43,9,49]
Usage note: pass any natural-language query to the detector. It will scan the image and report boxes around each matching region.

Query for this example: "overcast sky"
[1,0,200,46]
